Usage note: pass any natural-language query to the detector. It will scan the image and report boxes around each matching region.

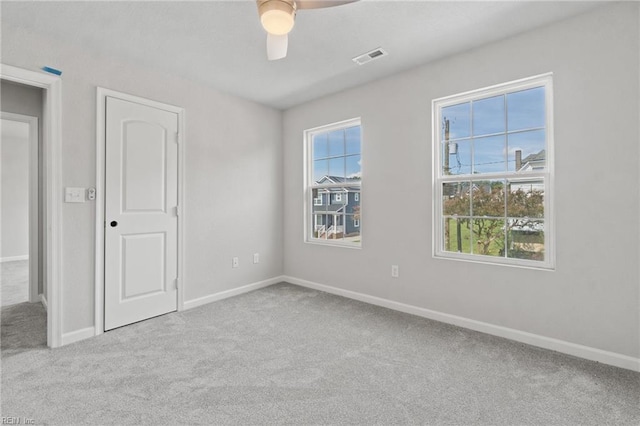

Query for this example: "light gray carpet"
[1,283,639,425]
[1,301,47,357]
[1,260,29,307]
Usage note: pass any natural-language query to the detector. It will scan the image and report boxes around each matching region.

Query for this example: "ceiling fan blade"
[296,0,358,10]
[267,33,288,61]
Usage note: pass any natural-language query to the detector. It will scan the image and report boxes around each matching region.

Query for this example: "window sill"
[305,239,362,250]
[433,251,554,271]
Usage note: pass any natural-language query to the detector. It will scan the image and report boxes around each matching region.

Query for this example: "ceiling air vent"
[352,48,388,66]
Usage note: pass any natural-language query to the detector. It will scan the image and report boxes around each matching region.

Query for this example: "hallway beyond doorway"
[1,260,29,306]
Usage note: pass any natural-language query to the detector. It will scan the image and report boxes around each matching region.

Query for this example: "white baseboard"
[183,276,285,311]
[61,326,95,346]
[0,255,28,263]
[40,294,48,312]
[282,275,640,373]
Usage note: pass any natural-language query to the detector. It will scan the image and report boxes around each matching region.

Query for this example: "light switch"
[65,187,85,203]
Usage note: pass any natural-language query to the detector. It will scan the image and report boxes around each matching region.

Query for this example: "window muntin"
[433,75,553,269]
[306,119,362,247]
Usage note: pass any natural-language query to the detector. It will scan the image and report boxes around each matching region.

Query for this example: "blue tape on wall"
[42,66,62,76]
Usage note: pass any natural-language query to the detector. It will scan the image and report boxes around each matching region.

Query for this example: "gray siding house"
[312,176,360,239]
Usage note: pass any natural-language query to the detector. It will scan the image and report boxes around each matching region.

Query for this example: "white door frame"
[0,112,39,303]
[95,87,186,336]
[1,64,63,348]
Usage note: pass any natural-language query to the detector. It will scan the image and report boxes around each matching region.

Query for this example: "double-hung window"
[433,74,554,269]
[305,118,362,247]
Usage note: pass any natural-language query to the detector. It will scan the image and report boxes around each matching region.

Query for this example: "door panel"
[123,121,166,212]
[105,96,178,331]
[121,233,165,300]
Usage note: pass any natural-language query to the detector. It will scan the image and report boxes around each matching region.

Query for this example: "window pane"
[473,135,506,174]
[332,190,346,204]
[507,86,545,131]
[313,133,328,160]
[349,190,361,211]
[473,95,505,136]
[508,130,546,172]
[442,102,471,140]
[328,157,345,179]
[312,188,328,212]
[443,140,471,175]
[313,214,329,239]
[346,155,361,179]
[507,180,544,218]
[507,219,544,261]
[328,130,344,157]
[443,182,470,216]
[444,217,471,254]
[345,126,361,155]
[472,180,505,217]
[345,214,361,243]
[471,218,505,257]
[313,159,329,182]
[326,213,344,241]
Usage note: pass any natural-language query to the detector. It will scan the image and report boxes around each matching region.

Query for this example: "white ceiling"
[2,1,606,110]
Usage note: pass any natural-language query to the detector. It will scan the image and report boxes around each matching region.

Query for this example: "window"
[314,197,323,206]
[305,118,361,247]
[433,74,554,269]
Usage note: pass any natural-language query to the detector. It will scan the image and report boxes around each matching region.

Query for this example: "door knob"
[110,221,118,227]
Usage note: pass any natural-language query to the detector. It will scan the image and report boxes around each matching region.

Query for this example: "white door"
[104,96,178,331]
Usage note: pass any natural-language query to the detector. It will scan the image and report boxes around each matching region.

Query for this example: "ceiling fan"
[256,0,359,61]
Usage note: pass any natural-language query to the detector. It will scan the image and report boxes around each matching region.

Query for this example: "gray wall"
[0,121,29,258]
[283,3,640,358]
[1,80,43,122]
[1,80,44,296]
[2,23,284,334]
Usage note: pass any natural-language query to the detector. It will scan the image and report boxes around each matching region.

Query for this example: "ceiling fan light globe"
[261,9,295,35]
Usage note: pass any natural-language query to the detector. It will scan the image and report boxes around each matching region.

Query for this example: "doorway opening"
[1,85,46,349]
[1,64,63,348]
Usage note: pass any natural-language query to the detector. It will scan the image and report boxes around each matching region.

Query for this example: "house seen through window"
[306,118,361,247]
[433,74,554,269]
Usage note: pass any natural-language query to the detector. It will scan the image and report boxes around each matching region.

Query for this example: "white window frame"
[353,218,360,228]
[314,197,323,206]
[354,192,359,202]
[304,117,362,248]
[432,73,555,270]
[335,193,342,202]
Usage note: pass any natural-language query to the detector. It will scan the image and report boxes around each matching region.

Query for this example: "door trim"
[0,112,39,303]
[95,88,186,336]
[1,63,63,348]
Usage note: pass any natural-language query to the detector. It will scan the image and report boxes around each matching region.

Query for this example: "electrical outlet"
[253,253,259,264]
[391,265,399,278]
[232,257,239,268]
